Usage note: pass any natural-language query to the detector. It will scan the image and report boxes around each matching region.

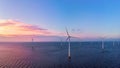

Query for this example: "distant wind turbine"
[102,37,104,50]
[66,28,71,60]
[32,38,34,42]
[31,37,34,50]
[60,38,63,46]
[113,41,115,47]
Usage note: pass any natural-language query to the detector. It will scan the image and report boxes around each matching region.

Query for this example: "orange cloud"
[0,19,54,37]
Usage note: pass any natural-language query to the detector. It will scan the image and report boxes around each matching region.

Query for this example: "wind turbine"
[113,41,115,47]
[32,38,34,42]
[31,37,34,50]
[66,28,71,60]
[102,37,105,50]
[60,38,63,46]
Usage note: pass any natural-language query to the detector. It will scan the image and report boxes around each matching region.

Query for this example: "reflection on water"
[0,42,120,68]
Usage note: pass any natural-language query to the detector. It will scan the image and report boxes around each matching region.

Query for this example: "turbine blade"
[65,27,70,36]
[70,36,82,41]
[66,37,69,41]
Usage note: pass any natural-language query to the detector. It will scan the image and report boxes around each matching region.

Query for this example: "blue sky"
[0,0,120,41]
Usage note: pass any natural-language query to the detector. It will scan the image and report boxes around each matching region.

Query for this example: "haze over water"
[1,0,120,68]
[0,42,119,68]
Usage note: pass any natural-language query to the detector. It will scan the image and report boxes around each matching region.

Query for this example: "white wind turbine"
[113,41,115,47]
[102,37,105,50]
[66,28,71,59]
[60,38,63,46]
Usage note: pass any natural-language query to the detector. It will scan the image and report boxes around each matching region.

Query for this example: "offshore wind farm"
[0,0,120,68]
[0,28,119,68]
[0,41,120,68]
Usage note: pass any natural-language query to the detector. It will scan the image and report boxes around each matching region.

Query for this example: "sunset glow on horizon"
[0,0,120,42]
[0,19,54,37]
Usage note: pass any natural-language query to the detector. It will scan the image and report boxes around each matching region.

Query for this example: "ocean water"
[0,42,120,68]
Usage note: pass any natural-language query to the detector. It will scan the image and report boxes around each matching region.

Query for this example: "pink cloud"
[19,25,46,31]
[0,20,15,26]
[0,19,55,37]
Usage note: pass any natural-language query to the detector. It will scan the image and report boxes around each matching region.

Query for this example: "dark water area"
[0,42,120,68]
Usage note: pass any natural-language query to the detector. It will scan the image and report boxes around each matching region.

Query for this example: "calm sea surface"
[0,42,120,68]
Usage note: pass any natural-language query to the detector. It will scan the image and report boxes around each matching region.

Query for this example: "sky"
[0,0,120,42]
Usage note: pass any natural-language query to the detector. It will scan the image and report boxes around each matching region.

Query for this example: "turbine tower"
[118,41,119,45]
[60,38,62,46]
[66,28,71,59]
[102,37,104,50]
[113,41,115,46]
[32,38,34,42]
